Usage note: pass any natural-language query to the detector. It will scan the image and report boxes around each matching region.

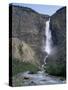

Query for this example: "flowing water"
[44,19,53,63]
[44,19,53,54]
[13,71,65,86]
[12,19,66,86]
[42,19,53,68]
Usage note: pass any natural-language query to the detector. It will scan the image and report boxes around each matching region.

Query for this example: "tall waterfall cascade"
[42,19,53,68]
[44,19,53,55]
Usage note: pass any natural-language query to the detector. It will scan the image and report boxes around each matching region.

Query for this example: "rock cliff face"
[10,5,49,66]
[46,7,66,77]
[50,7,66,46]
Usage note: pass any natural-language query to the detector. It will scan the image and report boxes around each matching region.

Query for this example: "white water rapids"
[13,71,65,86]
[12,19,65,86]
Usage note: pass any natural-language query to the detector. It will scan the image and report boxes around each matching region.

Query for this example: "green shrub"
[46,63,66,78]
[12,58,39,76]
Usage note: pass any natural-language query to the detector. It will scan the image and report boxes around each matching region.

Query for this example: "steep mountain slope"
[10,4,49,66]
[46,7,66,77]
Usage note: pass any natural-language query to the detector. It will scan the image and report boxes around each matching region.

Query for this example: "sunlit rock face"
[10,4,49,65]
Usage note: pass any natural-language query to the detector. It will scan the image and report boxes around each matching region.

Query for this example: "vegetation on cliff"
[10,4,66,79]
[12,58,39,76]
[46,7,66,78]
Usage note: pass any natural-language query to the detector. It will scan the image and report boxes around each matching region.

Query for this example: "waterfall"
[44,19,52,54]
[42,18,53,69]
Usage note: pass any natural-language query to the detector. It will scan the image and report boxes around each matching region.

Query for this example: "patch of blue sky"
[12,3,63,16]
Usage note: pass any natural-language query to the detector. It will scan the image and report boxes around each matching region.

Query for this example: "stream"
[12,19,66,86]
[12,71,66,86]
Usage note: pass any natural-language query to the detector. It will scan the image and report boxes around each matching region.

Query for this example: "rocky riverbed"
[12,71,66,86]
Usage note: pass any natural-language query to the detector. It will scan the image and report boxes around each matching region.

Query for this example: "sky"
[12,3,63,16]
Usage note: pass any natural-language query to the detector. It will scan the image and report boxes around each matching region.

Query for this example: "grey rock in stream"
[12,71,66,86]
